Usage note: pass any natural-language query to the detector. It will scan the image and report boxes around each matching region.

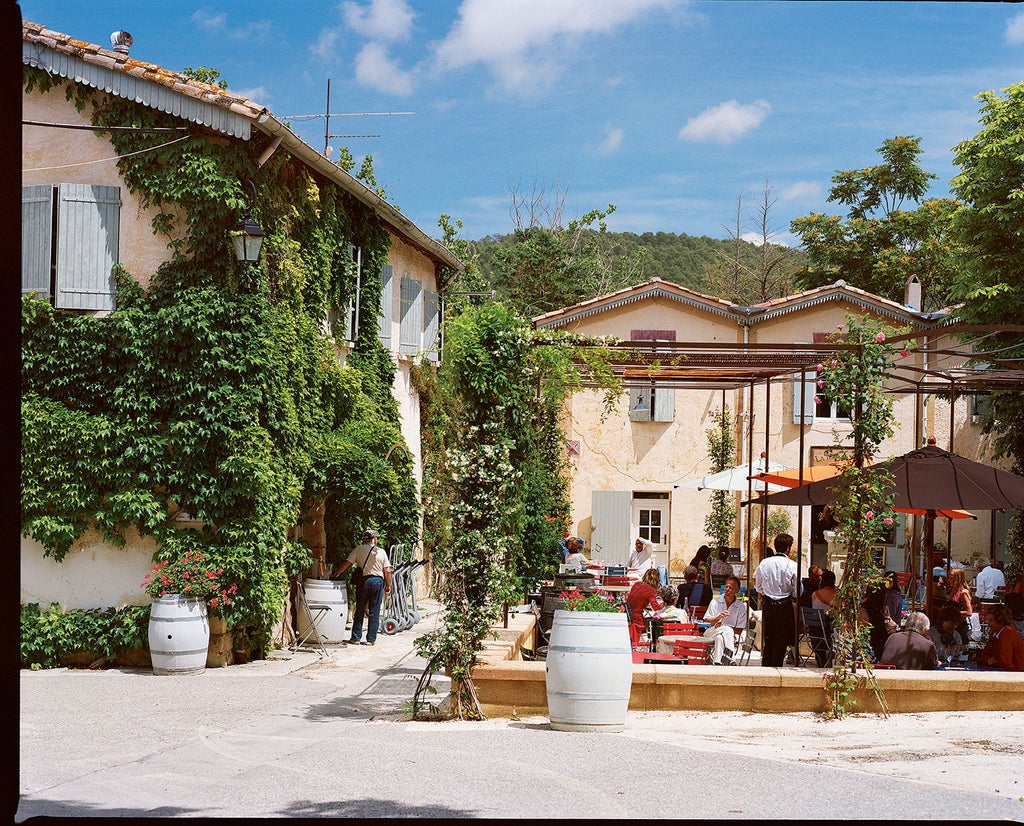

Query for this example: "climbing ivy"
[412,301,620,719]
[21,69,419,654]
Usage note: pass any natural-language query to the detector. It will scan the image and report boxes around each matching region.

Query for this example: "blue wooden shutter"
[378,263,393,349]
[591,490,632,564]
[792,371,816,424]
[653,387,675,422]
[55,183,119,311]
[399,276,422,355]
[345,245,361,342]
[22,185,53,299]
[424,288,439,362]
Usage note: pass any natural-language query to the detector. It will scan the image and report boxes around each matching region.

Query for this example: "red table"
[632,651,684,665]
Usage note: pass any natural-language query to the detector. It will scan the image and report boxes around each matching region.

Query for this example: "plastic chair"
[662,622,699,636]
[689,605,708,621]
[292,581,333,659]
[672,639,711,664]
[710,573,728,593]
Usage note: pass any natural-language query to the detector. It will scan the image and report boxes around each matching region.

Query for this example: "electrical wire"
[23,133,192,172]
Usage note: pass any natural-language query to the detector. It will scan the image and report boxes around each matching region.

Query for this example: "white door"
[632,498,670,571]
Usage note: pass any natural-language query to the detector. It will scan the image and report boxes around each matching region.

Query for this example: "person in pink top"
[625,568,663,647]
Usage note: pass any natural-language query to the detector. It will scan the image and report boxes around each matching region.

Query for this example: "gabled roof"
[532,277,739,328]
[533,276,950,331]
[21,20,463,272]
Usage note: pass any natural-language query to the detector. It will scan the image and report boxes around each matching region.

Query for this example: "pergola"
[566,322,1024,653]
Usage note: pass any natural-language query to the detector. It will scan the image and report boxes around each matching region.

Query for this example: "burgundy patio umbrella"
[745,444,1024,615]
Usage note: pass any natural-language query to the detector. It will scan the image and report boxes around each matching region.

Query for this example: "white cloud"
[192,10,226,30]
[779,181,821,202]
[597,125,624,156]
[343,0,416,43]
[430,0,680,94]
[354,42,414,96]
[234,86,268,104]
[311,29,341,62]
[740,231,764,246]
[1005,11,1024,44]
[678,99,771,144]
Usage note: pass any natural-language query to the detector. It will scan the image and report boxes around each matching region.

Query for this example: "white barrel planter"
[297,578,348,643]
[148,595,210,675]
[545,609,633,732]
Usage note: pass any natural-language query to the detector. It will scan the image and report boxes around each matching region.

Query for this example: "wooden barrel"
[298,578,348,643]
[540,587,566,634]
[553,572,596,593]
[545,609,633,732]
[148,595,210,675]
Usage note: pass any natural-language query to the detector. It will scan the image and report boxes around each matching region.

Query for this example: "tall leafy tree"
[948,82,1024,583]
[791,136,960,309]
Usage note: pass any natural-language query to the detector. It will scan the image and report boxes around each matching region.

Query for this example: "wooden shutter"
[378,263,393,349]
[22,185,53,299]
[345,245,361,342]
[653,387,675,422]
[55,184,119,311]
[399,276,422,355]
[792,371,816,424]
[591,490,633,564]
[424,288,440,362]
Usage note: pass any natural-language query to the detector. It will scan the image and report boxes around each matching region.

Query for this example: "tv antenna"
[281,79,414,156]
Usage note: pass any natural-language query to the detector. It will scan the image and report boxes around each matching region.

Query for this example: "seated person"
[1005,592,1024,638]
[974,557,1005,601]
[811,569,837,611]
[563,538,588,572]
[709,548,734,578]
[978,604,1024,672]
[677,564,712,613]
[625,568,664,647]
[702,575,748,665]
[879,611,940,670]
[799,565,824,608]
[928,603,965,664]
[653,586,689,621]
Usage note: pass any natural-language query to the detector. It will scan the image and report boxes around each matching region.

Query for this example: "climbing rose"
[865,510,875,519]
[875,332,886,343]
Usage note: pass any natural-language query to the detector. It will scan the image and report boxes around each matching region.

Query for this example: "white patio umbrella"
[677,455,790,493]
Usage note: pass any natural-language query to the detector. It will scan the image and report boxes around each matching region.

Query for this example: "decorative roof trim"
[23,41,252,139]
[751,290,945,327]
[536,285,735,328]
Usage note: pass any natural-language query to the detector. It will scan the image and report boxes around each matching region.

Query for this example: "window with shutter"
[792,371,816,424]
[652,386,675,422]
[378,263,393,349]
[344,245,362,342]
[399,276,422,355]
[22,184,120,310]
[424,288,440,363]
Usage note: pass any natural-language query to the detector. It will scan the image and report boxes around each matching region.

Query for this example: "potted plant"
[545,588,632,733]
[141,550,238,675]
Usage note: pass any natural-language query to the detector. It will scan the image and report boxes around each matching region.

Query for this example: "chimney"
[904,274,921,311]
[110,31,133,55]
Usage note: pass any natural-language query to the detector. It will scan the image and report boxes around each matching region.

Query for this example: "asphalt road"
[16,602,1024,821]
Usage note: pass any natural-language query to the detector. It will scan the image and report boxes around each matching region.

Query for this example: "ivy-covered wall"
[21,68,422,650]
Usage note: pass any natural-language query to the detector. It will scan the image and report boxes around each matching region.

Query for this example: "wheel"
[382,618,399,635]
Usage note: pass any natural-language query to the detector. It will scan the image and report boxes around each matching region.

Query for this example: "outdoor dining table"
[655,634,707,655]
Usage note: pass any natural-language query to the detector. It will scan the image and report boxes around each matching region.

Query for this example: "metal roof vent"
[110,31,133,54]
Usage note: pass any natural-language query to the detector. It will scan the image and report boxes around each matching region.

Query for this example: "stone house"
[20,20,461,613]
[533,277,1009,581]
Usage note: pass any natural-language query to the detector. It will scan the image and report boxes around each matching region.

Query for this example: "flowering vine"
[816,311,909,718]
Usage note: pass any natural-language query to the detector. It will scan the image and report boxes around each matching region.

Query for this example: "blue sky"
[20,1,1024,246]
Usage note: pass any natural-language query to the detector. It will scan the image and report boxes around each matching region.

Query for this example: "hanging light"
[231,210,264,263]
[231,179,264,263]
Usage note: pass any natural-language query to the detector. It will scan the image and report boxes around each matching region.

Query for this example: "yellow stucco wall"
[553,290,998,577]
[22,88,188,289]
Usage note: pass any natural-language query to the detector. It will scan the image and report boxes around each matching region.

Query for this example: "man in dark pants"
[331,529,392,646]
[754,533,799,667]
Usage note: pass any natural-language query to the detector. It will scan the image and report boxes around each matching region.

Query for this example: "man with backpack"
[331,529,392,646]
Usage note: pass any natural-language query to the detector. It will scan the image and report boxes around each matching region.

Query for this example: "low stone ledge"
[474,612,538,668]
[470,657,1024,717]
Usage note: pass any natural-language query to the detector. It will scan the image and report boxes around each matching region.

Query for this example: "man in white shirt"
[629,537,655,575]
[754,533,799,667]
[703,575,748,664]
[975,558,1006,601]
